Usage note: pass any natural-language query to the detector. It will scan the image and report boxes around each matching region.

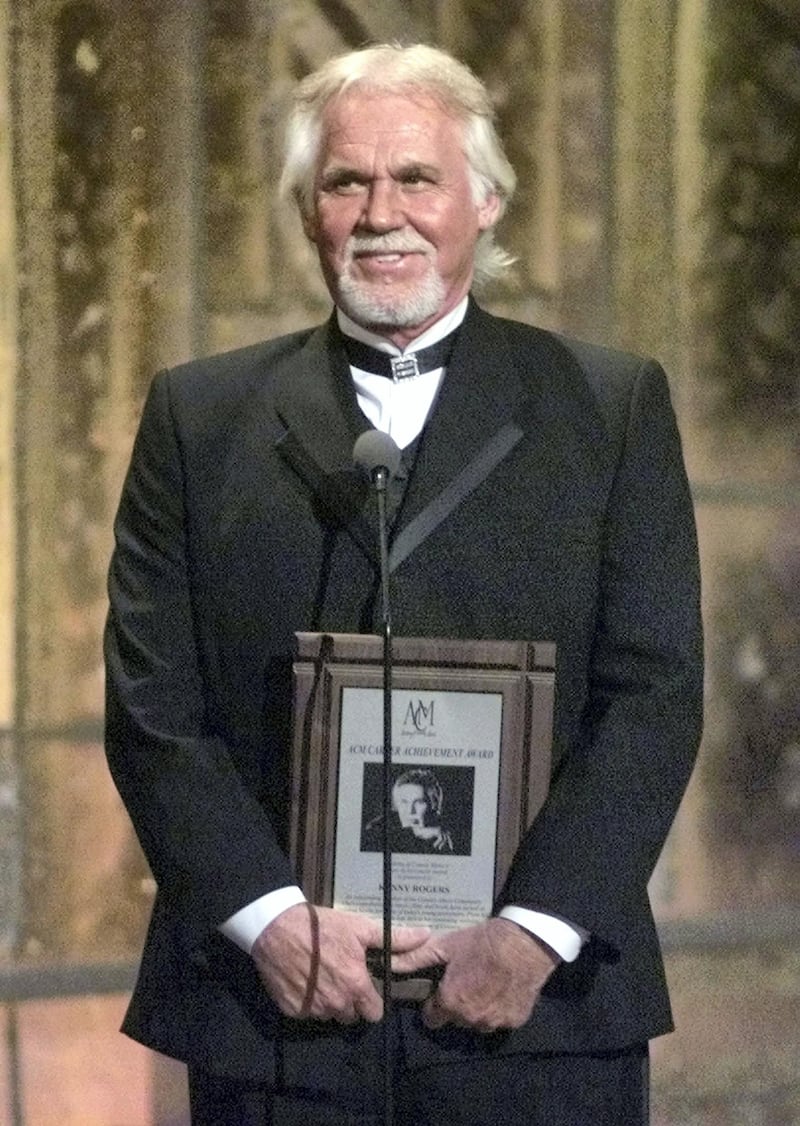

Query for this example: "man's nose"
[359,179,403,231]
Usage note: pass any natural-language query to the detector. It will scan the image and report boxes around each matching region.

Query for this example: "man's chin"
[336,278,446,332]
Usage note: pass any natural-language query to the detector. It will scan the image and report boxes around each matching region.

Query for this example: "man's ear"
[476,191,501,231]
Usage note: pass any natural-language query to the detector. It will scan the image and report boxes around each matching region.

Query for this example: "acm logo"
[401,698,435,736]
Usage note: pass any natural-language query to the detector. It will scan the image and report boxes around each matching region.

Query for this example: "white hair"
[279,43,517,287]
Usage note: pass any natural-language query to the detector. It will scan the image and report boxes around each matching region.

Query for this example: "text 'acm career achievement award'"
[290,634,555,939]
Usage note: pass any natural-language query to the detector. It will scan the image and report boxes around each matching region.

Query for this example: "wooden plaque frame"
[290,633,555,929]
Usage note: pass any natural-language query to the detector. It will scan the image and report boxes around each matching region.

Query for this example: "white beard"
[334,233,446,330]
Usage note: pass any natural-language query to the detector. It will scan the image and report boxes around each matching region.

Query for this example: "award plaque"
[290,633,555,940]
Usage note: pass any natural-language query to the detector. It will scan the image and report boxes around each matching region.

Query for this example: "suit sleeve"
[104,371,294,937]
[500,359,703,941]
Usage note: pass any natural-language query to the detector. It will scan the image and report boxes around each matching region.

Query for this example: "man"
[104,42,703,1124]
[362,768,461,854]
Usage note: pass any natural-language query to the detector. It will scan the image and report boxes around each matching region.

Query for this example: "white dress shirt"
[220,297,586,964]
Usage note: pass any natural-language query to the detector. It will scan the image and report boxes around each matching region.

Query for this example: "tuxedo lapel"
[273,317,377,562]
[392,302,535,548]
[273,316,365,475]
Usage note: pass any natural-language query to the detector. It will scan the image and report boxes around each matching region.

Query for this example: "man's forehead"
[318,89,463,155]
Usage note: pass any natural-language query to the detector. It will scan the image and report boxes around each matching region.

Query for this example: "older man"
[105,42,702,1125]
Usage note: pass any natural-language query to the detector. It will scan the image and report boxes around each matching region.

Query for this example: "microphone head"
[353,430,402,481]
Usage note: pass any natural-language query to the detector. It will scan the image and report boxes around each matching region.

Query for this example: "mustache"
[346,232,434,255]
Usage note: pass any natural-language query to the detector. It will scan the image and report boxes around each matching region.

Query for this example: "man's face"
[392,783,431,829]
[302,90,500,347]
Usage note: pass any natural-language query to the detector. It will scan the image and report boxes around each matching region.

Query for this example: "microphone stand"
[353,429,402,1126]
[374,464,394,1126]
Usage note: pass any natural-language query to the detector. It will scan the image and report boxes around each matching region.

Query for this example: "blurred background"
[1,1,799,1122]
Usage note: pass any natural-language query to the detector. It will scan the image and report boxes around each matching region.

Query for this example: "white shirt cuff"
[499,906,588,963]
[219,885,307,955]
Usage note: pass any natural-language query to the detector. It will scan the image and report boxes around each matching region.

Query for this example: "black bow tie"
[343,329,458,381]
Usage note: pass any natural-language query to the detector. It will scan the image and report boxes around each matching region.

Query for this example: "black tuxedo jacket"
[104,300,703,1080]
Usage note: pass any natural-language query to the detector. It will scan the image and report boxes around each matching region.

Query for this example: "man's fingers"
[255,908,436,1024]
[421,989,451,1030]
[353,979,384,1023]
[390,935,447,974]
[254,906,394,1024]
[356,920,431,952]
[389,925,432,952]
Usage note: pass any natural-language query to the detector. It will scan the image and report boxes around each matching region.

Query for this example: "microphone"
[352,429,397,630]
[353,429,402,483]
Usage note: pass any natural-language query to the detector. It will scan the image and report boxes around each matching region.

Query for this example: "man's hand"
[391,917,559,1032]
[252,904,429,1024]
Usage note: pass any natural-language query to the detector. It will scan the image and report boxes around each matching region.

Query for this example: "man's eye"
[322,174,365,194]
